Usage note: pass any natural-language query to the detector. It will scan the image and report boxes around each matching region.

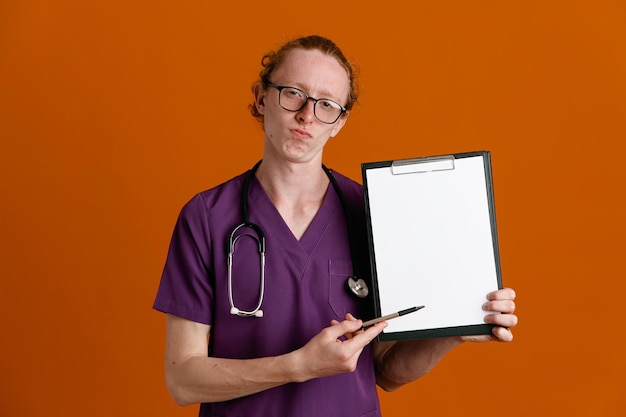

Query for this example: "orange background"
[1,1,625,416]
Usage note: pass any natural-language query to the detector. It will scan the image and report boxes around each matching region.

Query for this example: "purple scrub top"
[154,168,381,417]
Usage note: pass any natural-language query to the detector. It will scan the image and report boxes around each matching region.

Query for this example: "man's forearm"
[374,337,464,391]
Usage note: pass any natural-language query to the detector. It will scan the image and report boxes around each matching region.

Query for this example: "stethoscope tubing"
[227,161,366,318]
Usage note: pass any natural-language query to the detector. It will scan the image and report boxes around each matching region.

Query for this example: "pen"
[360,305,425,330]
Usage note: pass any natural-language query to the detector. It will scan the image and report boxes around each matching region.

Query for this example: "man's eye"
[320,100,340,110]
[285,89,304,99]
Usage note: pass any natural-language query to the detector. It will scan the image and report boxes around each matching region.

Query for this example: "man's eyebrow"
[287,81,344,102]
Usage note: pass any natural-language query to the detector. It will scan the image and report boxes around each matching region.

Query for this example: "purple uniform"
[153,169,381,417]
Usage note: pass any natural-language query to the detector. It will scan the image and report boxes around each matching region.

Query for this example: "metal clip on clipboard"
[391,155,455,175]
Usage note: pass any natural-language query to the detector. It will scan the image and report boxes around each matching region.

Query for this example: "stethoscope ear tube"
[228,222,266,254]
[227,223,266,318]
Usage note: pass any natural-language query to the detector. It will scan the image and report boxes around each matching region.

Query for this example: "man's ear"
[252,82,266,115]
[330,111,350,137]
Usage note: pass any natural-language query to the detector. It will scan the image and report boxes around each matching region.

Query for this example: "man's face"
[254,48,350,165]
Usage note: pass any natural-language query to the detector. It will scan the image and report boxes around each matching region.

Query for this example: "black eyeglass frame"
[263,80,347,124]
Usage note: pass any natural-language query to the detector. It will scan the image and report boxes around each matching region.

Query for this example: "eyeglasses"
[264,81,346,124]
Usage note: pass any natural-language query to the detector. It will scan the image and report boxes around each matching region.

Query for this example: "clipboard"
[362,151,502,340]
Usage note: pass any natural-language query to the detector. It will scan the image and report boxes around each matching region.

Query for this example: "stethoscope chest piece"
[347,276,369,298]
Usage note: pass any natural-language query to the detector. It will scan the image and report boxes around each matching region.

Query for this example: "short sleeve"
[153,194,215,325]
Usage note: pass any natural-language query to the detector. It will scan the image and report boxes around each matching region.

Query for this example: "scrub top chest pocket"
[328,259,362,318]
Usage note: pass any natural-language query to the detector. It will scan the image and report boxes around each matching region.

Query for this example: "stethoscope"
[227,160,369,317]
